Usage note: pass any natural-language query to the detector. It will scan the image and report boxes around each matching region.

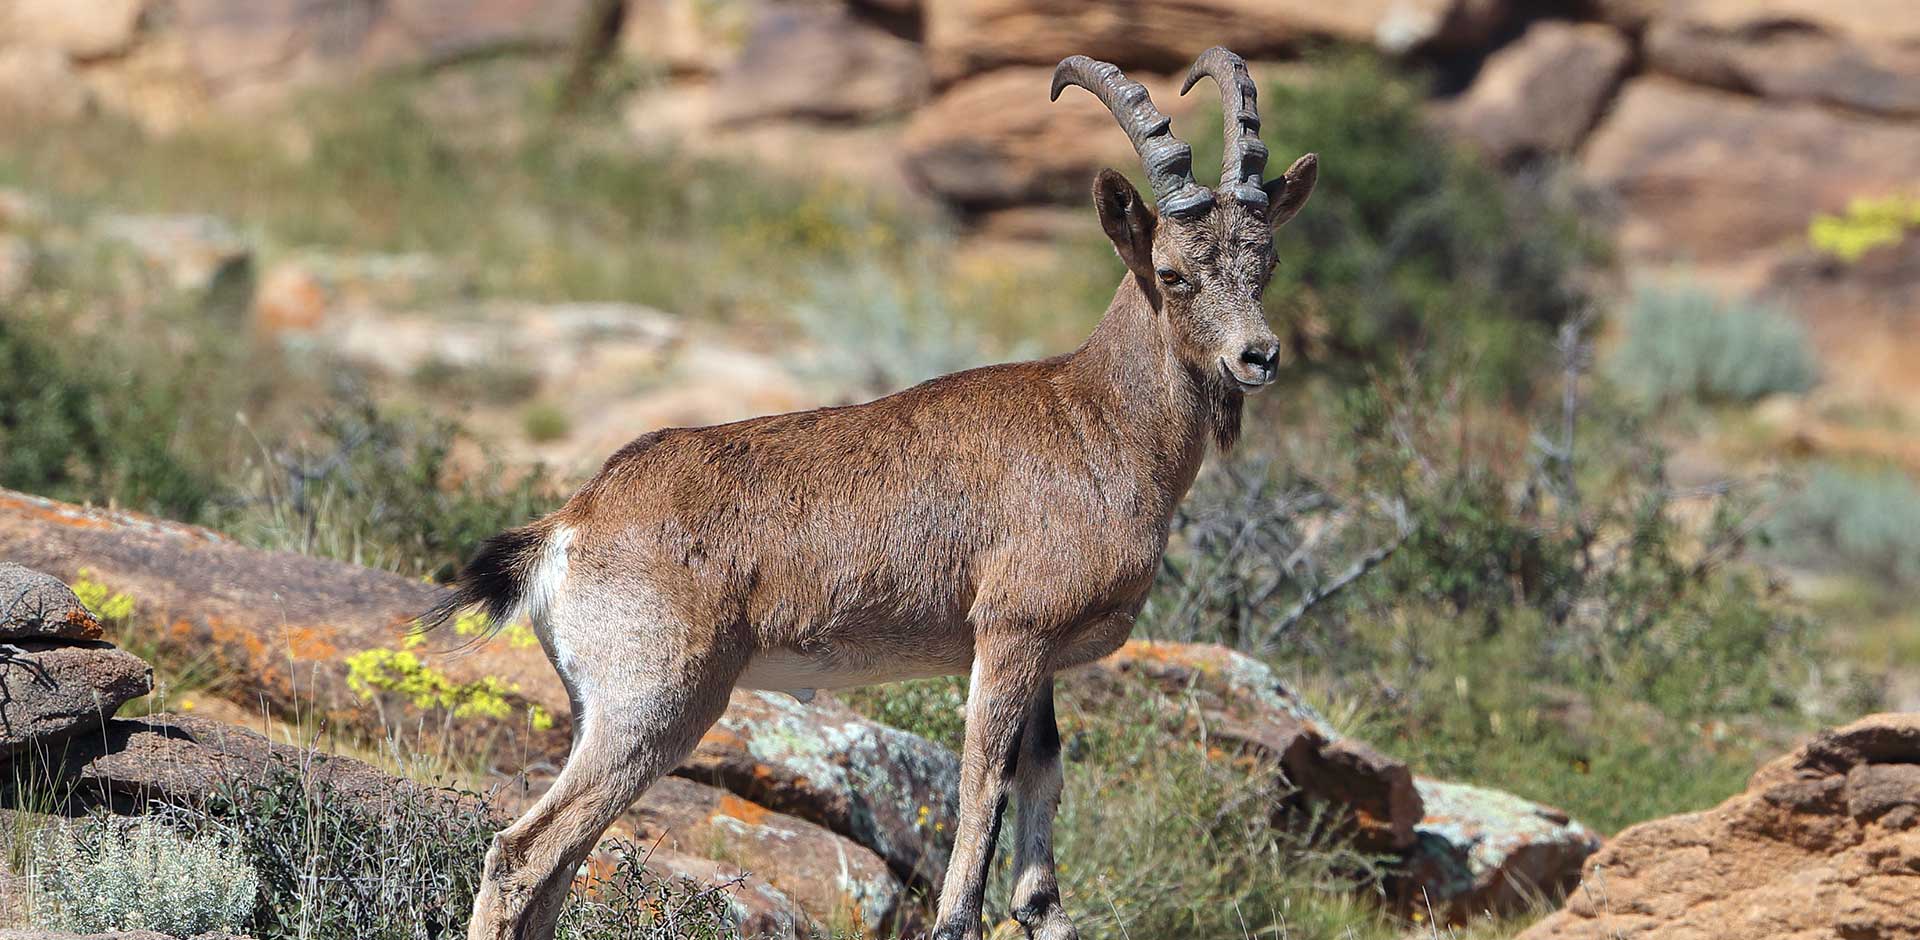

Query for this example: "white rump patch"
[524,523,574,628]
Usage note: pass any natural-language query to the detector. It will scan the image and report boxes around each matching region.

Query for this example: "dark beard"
[1210,387,1244,454]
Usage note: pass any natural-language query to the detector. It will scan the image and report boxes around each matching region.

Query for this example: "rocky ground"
[0,499,1602,934]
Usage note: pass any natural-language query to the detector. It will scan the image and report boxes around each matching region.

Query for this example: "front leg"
[932,634,1050,940]
[1010,678,1077,940]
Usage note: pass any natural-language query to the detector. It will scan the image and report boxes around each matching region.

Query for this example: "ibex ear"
[1093,168,1156,278]
[1261,152,1318,229]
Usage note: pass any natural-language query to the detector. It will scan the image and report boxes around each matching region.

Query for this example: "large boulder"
[630,776,909,935]
[1579,78,1920,265]
[3,0,147,60]
[706,6,927,124]
[1643,0,1920,119]
[1520,713,1920,940]
[0,487,568,753]
[1444,21,1632,162]
[900,66,1201,210]
[0,563,104,641]
[923,0,1508,83]
[1062,640,1423,852]
[0,643,151,760]
[674,689,961,890]
[1398,778,1602,921]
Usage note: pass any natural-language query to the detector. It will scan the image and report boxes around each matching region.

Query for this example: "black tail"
[419,524,548,637]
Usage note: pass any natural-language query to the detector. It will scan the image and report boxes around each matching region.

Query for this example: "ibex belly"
[738,638,975,701]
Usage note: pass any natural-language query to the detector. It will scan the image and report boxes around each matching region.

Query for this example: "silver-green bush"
[34,816,259,937]
[1771,463,1920,585]
[1609,282,1818,403]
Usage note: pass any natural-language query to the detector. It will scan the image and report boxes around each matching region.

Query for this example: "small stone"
[0,563,103,641]
[0,643,152,758]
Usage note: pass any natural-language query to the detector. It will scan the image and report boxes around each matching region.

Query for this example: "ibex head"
[1053,47,1317,395]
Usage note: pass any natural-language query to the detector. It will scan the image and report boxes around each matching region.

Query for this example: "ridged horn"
[1180,46,1269,208]
[1051,55,1214,219]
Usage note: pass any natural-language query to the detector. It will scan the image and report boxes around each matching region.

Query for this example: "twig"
[1266,524,1411,644]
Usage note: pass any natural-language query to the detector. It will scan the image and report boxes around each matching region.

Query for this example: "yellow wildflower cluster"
[344,647,517,721]
[69,569,135,622]
[1809,194,1920,263]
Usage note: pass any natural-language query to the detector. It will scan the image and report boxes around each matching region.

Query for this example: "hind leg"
[469,590,743,940]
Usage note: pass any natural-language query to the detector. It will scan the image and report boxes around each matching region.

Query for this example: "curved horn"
[1180,46,1269,208]
[1051,55,1213,219]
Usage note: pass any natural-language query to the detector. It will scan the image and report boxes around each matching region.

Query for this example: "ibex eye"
[1157,269,1184,287]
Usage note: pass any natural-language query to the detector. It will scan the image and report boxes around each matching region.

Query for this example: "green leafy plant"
[1771,463,1920,586]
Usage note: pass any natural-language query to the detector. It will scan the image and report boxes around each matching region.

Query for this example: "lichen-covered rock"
[1062,640,1422,851]
[1397,778,1601,921]
[630,776,910,934]
[0,487,569,754]
[0,643,151,759]
[1520,712,1920,940]
[0,562,103,641]
[675,689,960,890]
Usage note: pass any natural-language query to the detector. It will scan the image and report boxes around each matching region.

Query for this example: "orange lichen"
[282,624,341,662]
[716,793,773,827]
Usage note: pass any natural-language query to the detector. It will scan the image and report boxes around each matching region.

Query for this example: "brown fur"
[457,55,1317,940]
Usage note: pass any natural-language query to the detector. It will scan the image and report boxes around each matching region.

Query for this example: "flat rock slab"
[29,712,492,823]
[0,562,102,641]
[1063,640,1423,852]
[0,642,150,758]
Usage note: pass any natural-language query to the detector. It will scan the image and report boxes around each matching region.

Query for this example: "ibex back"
[436,46,1318,940]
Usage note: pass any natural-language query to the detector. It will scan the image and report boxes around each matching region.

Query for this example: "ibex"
[437,47,1317,940]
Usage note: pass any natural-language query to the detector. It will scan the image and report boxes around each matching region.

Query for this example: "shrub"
[1608,282,1818,403]
[34,815,259,937]
[522,401,573,442]
[1809,194,1920,263]
[556,838,746,940]
[1770,463,1920,586]
[196,760,497,940]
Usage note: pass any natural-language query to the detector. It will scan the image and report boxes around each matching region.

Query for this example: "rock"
[0,643,151,759]
[33,712,492,822]
[674,689,961,890]
[1579,78,1920,265]
[0,486,570,754]
[630,776,909,934]
[709,6,927,123]
[638,846,817,940]
[93,213,253,299]
[923,0,1506,82]
[250,262,331,336]
[901,66,1203,209]
[1396,778,1601,921]
[0,47,92,122]
[1062,640,1422,852]
[1445,21,1632,162]
[1519,712,1920,940]
[1644,2,1920,119]
[0,562,104,641]
[617,0,767,76]
[5,0,148,59]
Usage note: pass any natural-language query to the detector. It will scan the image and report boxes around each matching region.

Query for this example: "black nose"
[1240,342,1279,376]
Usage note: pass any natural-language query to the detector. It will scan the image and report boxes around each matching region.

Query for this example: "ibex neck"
[1065,275,1215,497]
